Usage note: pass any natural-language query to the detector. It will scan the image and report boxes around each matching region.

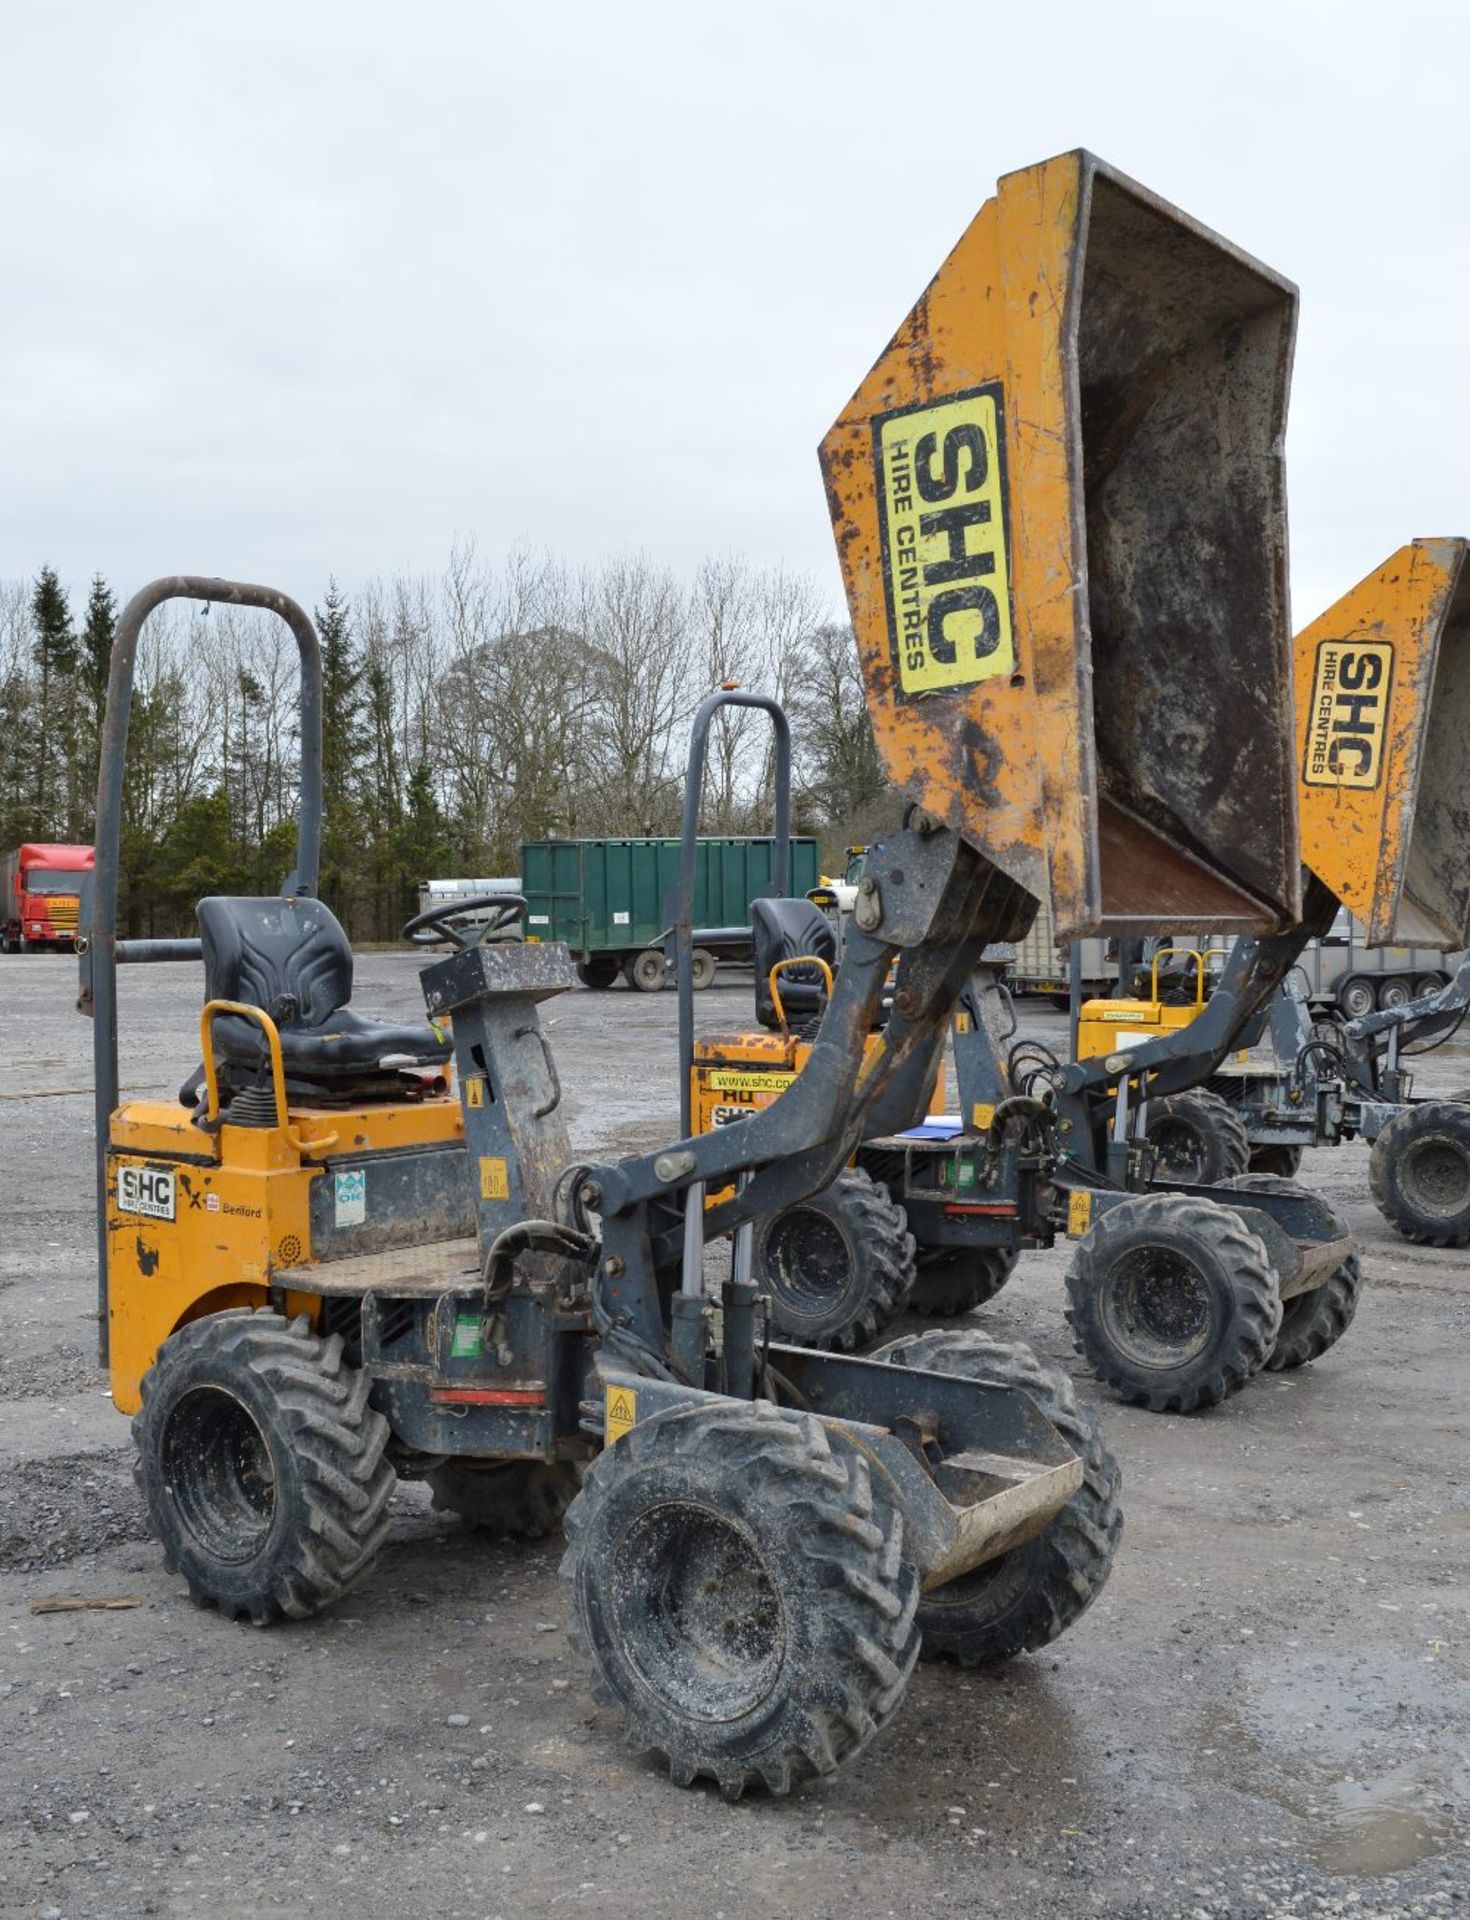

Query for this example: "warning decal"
[874,384,1015,698]
[1303,640,1393,789]
[479,1156,510,1200]
[1066,1189,1094,1238]
[605,1385,637,1445]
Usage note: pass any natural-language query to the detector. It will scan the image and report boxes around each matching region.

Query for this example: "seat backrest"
[197,896,353,1030]
[751,898,837,1031]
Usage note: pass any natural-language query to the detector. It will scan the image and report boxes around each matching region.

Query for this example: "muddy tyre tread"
[428,1459,580,1537]
[1215,1173,1361,1369]
[1368,1103,1470,1248]
[871,1328,1122,1666]
[1146,1088,1251,1184]
[909,1245,1018,1317]
[132,1309,394,1624]
[559,1400,919,1798]
[1065,1193,1281,1414]
[756,1167,916,1352]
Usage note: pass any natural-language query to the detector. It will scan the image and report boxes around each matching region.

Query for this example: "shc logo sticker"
[874,384,1015,698]
[1304,640,1393,789]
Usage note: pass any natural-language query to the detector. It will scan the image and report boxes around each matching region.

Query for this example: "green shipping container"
[520,837,820,962]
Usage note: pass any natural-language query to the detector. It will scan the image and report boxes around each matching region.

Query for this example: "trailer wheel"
[428,1459,580,1536]
[1144,1089,1250,1184]
[690,948,718,990]
[755,1168,915,1350]
[1378,976,1413,1011]
[132,1309,394,1623]
[1338,975,1376,1021]
[626,949,667,992]
[870,1329,1121,1665]
[909,1245,1017,1316]
[1248,1144,1303,1177]
[577,958,621,991]
[1415,973,1446,1001]
[1065,1193,1280,1414]
[560,1399,920,1798]
[1369,1103,1470,1247]
[1215,1173,1361,1369]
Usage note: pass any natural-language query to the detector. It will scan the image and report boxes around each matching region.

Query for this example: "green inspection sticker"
[451,1313,483,1359]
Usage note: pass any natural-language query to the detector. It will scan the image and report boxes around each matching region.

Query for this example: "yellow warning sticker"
[1066,1190,1094,1238]
[465,1076,485,1109]
[954,1009,973,1033]
[479,1156,510,1200]
[1303,640,1393,789]
[605,1385,637,1445]
[875,384,1015,698]
[706,1069,798,1095]
[971,1102,996,1131]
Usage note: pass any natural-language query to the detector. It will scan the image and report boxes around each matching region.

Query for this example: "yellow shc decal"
[875,384,1015,698]
[1066,1190,1094,1238]
[605,1385,637,1445]
[706,1069,798,1095]
[971,1102,996,1131]
[465,1076,485,1109]
[479,1155,510,1201]
[1303,640,1393,789]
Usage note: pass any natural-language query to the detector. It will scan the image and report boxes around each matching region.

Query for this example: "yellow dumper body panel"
[1295,538,1470,947]
[105,1095,465,1413]
[820,149,1301,939]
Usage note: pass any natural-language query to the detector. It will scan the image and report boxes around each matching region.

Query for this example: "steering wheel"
[400,893,528,951]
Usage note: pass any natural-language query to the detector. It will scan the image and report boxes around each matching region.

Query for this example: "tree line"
[0,548,894,941]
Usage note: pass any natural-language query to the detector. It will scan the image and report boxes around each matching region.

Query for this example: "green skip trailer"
[521,835,820,991]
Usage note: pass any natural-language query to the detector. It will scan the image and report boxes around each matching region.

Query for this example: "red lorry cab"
[0,843,94,952]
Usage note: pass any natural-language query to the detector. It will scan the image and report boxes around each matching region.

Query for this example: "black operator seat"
[196,895,450,1093]
[751,898,838,1035]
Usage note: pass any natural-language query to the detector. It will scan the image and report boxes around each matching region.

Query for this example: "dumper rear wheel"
[428,1459,580,1536]
[560,1400,920,1799]
[1216,1173,1362,1369]
[1249,1144,1303,1177]
[577,958,620,990]
[1369,1102,1470,1246]
[1065,1194,1281,1413]
[909,1245,1017,1316]
[870,1329,1121,1666]
[754,1167,915,1351]
[1145,1089,1250,1184]
[133,1309,394,1624]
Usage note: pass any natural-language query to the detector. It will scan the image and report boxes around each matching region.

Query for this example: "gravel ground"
[0,948,1467,1919]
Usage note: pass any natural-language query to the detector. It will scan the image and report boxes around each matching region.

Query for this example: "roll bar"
[668,689,792,1138]
[82,576,324,1362]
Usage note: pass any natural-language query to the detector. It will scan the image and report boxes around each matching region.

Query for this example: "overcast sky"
[3,1,1467,630]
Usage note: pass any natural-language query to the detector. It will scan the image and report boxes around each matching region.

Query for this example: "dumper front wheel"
[428,1459,580,1536]
[1065,1194,1281,1413]
[871,1329,1121,1666]
[560,1400,919,1799]
[133,1309,395,1624]
[1216,1173,1363,1370]
[755,1167,915,1350]
[909,1245,1017,1316]
[1369,1103,1470,1247]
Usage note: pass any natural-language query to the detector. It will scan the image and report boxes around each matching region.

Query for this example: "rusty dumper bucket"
[821,149,1300,939]
[1295,537,1470,948]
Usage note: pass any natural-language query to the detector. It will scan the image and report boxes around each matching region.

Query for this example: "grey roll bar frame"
[82,576,324,1363]
[667,690,792,1139]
